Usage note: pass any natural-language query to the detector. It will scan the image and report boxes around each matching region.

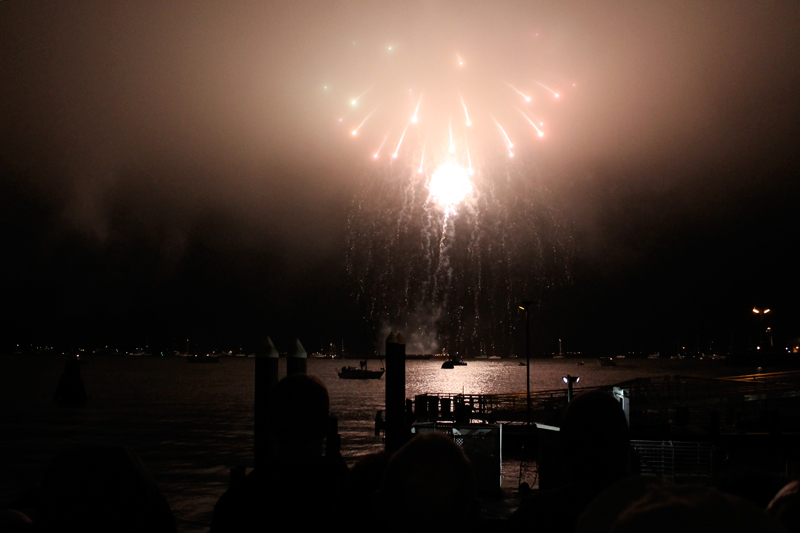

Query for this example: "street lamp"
[563,375,580,402]
[519,301,534,425]
[753,308,771,349]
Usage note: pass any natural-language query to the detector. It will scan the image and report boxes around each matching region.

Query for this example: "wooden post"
[385,331,408,452]
[254,336,279,470]
[287,338,307,376]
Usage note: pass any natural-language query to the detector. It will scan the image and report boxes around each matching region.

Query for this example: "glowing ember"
[329,43,567,168]
[428,161,472,216]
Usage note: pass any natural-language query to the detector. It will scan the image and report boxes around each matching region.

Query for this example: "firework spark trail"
[536,81,560,98]
[351,87,371,106]
[394,173,408,241]
[465,140,474,175]
[507,84,532,103]
[337,37,576,355]
[420,204,435,308]
[393,123,409,158]
[411,96,422,124]
[396,160,420,243]
[518,109,545,137]
[332,33,575,171]
[469,205,483,339]
[493,117,514,157]
[352,108,378,136]
[459,95,472,127]
[373,135,388,159]
[346,162,575,355]
[432,214,454,317]
[337,48,570,170]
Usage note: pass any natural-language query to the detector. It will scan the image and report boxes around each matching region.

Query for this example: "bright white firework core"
[429,161,473,215]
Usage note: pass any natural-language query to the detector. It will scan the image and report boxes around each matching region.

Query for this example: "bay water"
[0,354,742,531]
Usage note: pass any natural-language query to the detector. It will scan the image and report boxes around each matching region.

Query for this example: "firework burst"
[334,45,566,181]
[333,32,576,356]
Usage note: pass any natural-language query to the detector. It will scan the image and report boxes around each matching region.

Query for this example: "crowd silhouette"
[3,368,798,532]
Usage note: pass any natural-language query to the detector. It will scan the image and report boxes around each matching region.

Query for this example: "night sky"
[2,1,798,356]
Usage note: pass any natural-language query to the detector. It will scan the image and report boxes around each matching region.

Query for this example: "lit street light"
[563,375,580,402]
[752,307,772,349]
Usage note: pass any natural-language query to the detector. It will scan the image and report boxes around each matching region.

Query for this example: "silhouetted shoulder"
[211,456,347,532]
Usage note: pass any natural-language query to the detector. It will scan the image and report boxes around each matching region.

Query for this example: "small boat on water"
[337,360,384,379]
[598,357,617,367]
[441,360,455,369]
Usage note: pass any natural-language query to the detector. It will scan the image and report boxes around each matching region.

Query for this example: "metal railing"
[631,439,717,479]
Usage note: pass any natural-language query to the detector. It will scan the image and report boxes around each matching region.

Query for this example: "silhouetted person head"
[611,484,783,533]
[53,358,87,406]
[767,480,800,533]
[375,432,478,532]
[267,373,329,456]
[576,476,673,533]
[210,374,345,532]
[339,451,393,533]
[560,390,630,481]
[505,392,632,533]
[36,445,175,533]
[64,358,81,374]
[0,509,33,532]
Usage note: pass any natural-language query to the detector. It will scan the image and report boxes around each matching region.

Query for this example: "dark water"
[0,354,744,532]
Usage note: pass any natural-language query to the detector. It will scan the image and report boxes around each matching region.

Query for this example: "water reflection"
[0,354,740,532]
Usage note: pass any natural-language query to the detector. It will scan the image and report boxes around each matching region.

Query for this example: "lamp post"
[563,375,580,403]
[519,301,534,425]
[752,307,771,349]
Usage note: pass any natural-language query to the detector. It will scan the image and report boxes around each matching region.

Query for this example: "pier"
[410,370,800,434]
[405,370,800,487]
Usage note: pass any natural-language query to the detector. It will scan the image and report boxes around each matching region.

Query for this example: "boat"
[441,360,455,369]
[337,360,384,379]
[598,357,617,367]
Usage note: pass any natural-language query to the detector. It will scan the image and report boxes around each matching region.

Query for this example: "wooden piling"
[385,331,408,452]
[254,336,279,469]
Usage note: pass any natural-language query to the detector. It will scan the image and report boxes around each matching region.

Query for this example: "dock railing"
[631,439,717,479]
[411,370,800,426]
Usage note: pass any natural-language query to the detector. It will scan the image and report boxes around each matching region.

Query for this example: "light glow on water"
[1,355,744,530]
